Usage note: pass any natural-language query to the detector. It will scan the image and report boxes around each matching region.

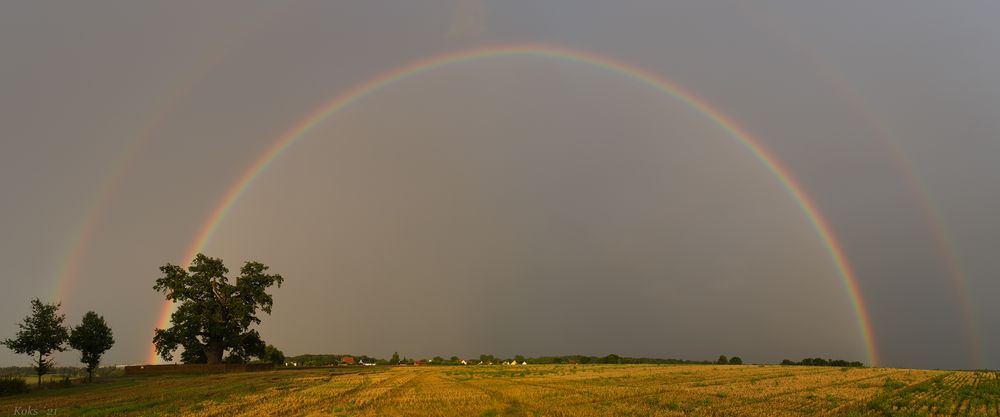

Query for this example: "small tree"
[390,352,400,365]
[3,299,70,385]
[68,311,114,382]
[717,355,728,365]
[729,356,743,365]
[261,344,285,365]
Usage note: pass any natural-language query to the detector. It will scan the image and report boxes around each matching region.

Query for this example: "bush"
[0,376,30,396]
[42,375,73,389]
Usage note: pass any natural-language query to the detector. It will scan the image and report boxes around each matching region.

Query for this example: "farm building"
[341,356,355,365]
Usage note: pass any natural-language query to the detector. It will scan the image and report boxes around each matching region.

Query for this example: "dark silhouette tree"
[261,344,285,365]
[152,254,283,364]
[729,356,743,365]
[68,311,114,382]
[390,352,400,365]
[3,299,70,385]
[717,355,728,365]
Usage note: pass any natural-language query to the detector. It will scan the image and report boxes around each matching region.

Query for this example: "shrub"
[0,376,30,396]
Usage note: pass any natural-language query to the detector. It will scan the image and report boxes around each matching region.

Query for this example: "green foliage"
[261,344,285,365]
[729,356,743,365]
[717,355,728,365]
[520,355,711,365]
[390,352,400,365]
[68,311,114,382]
[0,376,29,396]
[152,254,283,364]
[602,354,622,364]
[223,354,246,364]
[2,298,70,385]
[285,353,378,366]
[780,358,864,367]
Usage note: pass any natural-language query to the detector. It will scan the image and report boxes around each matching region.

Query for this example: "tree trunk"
[88,368,93,383]
[36,351,42,386]
[205,340,224,364]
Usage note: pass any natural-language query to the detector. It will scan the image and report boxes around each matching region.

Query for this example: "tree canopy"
[69,311,115,382]
[152,254,284,364]
[2,299,70,385]
[261,344,286,365]
[781,358,864,367]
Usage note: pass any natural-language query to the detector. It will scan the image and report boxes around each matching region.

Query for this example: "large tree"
[153,254,283,364]
[2,299,70,385]
[69,311,115,382]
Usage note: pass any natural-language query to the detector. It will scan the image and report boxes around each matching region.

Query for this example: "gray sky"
[1,0,998,370]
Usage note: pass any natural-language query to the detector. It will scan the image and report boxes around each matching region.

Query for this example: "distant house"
[341,356,355,365]
[461,360,468,365]
[359,360,375,366]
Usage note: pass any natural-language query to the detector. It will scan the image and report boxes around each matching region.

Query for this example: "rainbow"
[49,3,291,314]
[806,59,983,367]
[742,7,981,366]
[150,43,879,366]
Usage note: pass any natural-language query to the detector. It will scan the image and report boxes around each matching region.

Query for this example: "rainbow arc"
[150,44,879,366]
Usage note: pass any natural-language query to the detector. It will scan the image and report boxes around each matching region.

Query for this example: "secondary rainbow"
[48,3,292,313]
[749,8,982,365]
[151,43,880,366]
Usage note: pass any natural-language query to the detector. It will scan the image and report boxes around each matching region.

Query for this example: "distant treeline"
[521,355,712,365]
[284,353,716,366]
[286,354,864,367]
[286,354,380,366]
[780,358,864,367]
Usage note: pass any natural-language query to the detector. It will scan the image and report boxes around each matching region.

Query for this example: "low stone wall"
[124,363,275,375]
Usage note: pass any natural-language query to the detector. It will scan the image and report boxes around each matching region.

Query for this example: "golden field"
[1,364,997,416]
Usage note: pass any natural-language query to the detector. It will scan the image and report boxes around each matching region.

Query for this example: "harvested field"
[1,365,996,416]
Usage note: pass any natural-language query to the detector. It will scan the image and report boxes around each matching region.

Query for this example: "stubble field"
[1,364,998,416]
